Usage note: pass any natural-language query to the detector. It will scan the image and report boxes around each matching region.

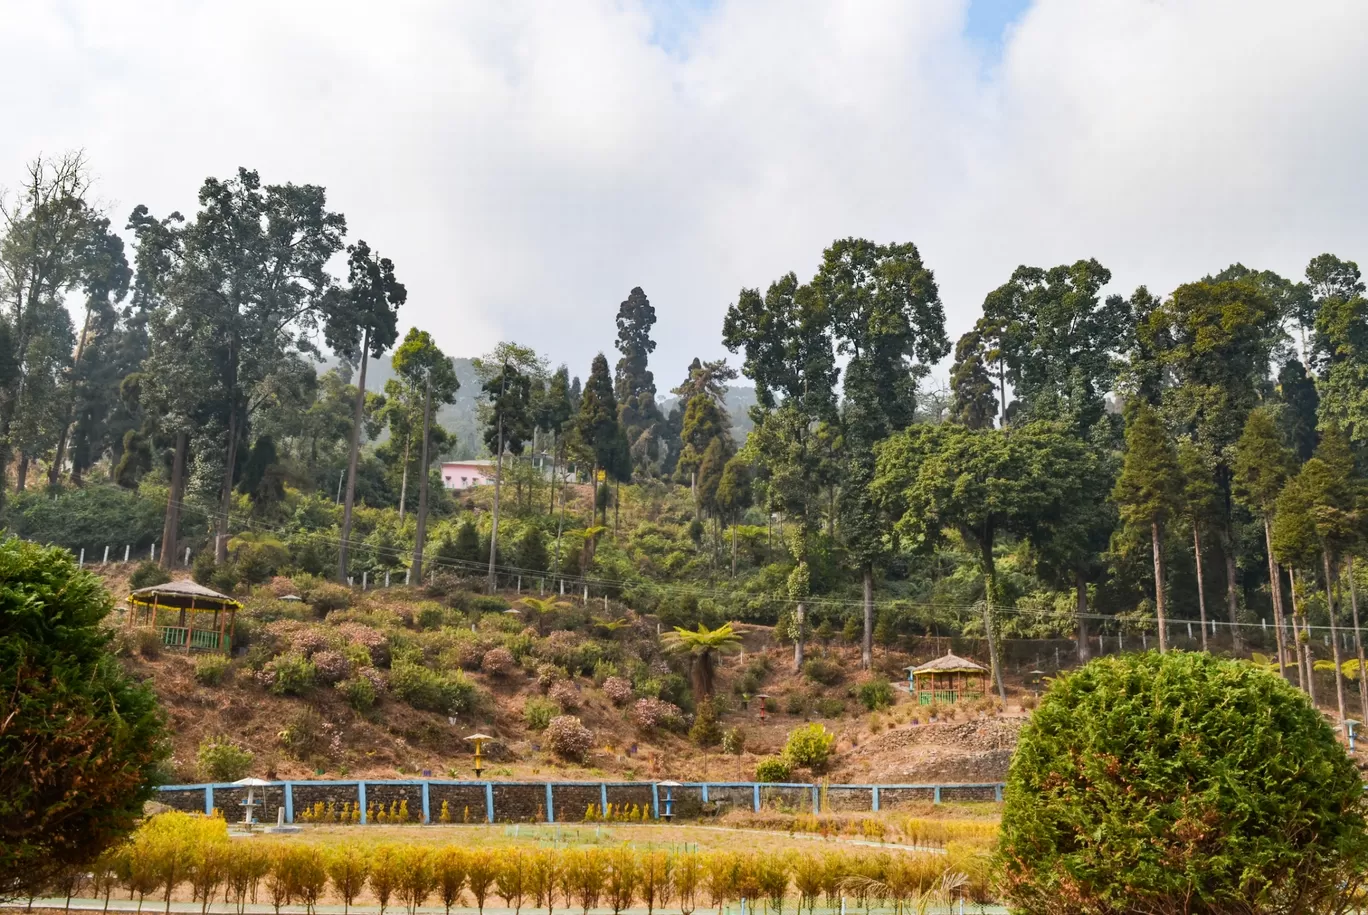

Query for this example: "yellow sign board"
[596,470,606,482]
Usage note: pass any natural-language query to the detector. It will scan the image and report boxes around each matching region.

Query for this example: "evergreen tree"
[1177,441,1221,651]
[474,342,543,589]
[572,353,630,525]
[393,329,459,582]
[1276,359,1320,463]
[1233,406,1296,677]
[948,328,998,429]
[327,240,406,582]
[1112,401,1183,652]
[818,238,948,669]
[614,287,665,474]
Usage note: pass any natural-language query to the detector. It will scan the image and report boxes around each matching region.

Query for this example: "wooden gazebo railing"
[127,579,240,655]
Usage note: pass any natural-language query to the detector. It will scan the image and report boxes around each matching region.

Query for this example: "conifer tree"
[1233,406,1296,677]
[1113,401,1183,652]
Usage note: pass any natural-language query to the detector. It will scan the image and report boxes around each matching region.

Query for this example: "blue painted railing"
[158,778,1006,825]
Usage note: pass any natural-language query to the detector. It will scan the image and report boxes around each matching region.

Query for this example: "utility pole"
[411,369,434,582]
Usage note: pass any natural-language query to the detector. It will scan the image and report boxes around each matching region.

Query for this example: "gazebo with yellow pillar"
[128,580,240,653]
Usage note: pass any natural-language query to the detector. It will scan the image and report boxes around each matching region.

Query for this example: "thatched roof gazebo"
[906,651,989,705]
[128,579,240,654]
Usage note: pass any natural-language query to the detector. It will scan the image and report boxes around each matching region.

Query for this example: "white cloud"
[2,0,1366,386]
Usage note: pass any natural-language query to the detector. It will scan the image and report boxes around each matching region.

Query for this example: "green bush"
[0,535,167,898]
[856,677,895,712]
[128,560,171,590]
[1,486,162,552]
[800,657,843,686]
[735,656,770,696]
[523,697,558,731]
[390,662,483,715]
[193,654,231,686]
[783,723,836,772]
[336,676,377,712]
[815,697,846,718]
[998,651,1368,914]
[755,756,791,783]
[309,583,353,615]
[262,652,316,696]
[197,735,254,781]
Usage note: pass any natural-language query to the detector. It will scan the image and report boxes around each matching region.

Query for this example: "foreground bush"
[783,723,835,772]
[0,536,167,900]
[998,651,1368,914]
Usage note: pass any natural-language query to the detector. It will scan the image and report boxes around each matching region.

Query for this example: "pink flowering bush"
[631,697,684,732]
[549,680,580,711]
[602,676,633,706]
[311,649,351,684]
[545,715,593,761]
[481,647,516,677]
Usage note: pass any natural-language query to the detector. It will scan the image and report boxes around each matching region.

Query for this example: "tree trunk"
[215,408,240,563]
[411,374,433,584]
[1265,518,1290,680]
[554,465,567,575]
[1193,525,1209,651]
[49,301,95,488]
[1076,568,1091,663]
[1151,519,1168,652]
[730,521,738,577]
[1348,555,1368,724]
[793,601,806,671]
[337,330,370,582]
[1223,527,1242,652]
[397,431,412,522]
[979,542,1008,703]
[861,565,874,671]
[1325,551,1348,726]
[487,415,504,592]
[159,432,187,569]
[1291,569,1315,703]
[614,480,620,538]
[16,454,28,491]
[548,432,558,516]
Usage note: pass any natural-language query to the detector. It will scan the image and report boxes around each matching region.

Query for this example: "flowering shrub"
[334,622,388,665]
[632,697,684,732]
[545,715,593,761]
[311,649,351,684]
[481,647,516,677]
[602,676,633,706]
[549,680,580,710]
[536,662,562,692]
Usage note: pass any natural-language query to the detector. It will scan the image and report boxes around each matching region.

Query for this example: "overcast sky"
[4,0,1367,387]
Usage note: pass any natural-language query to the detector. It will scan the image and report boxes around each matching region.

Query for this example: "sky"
[3,0,1367,388]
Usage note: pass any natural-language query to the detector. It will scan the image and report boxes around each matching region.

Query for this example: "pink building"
[440,459,496,491]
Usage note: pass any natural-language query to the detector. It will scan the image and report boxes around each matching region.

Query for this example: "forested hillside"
[2,152,1367,726]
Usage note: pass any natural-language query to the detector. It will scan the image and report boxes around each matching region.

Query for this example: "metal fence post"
[753,784,760,811]
[486,782,495,823]
[546,784,555,823]
[600,783,609,814]
[284,783,294,823]
[421,782,431,823]
[359,782,368,823]
[652,783,660,819]
[871,786,880,812]
[205,785,215,815]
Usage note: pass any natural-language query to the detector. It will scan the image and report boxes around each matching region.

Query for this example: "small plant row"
[74,812,994,913]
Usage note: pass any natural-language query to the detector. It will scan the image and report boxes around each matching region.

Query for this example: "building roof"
[441,459,496,468]
[906,651,989,674]
[128,578,241,610]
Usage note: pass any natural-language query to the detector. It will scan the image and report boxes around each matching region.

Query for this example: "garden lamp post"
[466,733,493,778]
[755,694,770,723]
[232,777,272,828]
[1344,720,1360,752]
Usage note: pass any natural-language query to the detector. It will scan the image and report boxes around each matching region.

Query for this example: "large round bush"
[0,537,167,899]
[998,651,1368,914]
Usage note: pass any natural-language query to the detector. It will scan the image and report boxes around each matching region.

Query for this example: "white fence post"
[78,548,85,568]
[124,545,130,562]
[184,547,191,566]
[103,545,110,564]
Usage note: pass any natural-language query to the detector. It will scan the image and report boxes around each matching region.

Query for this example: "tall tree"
[817,238,948,669]
[474,342,541,590]
[0,153,111,501]
[327,240,406,582]
[1232,406,1296,678]
[1178,441,1221,651]
[948,328,998,430]
[393,329,459,583]
[1141,275,1282,648]
[47,216,131,486]
[1112,401,1183,652]
[875,422,1083,700]
[130,168,346,560]
[614,287,665,474]
[572,353,629,527]
[724,273,838,669]
[980,259,1129,431]
[1312,257,1368,445]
